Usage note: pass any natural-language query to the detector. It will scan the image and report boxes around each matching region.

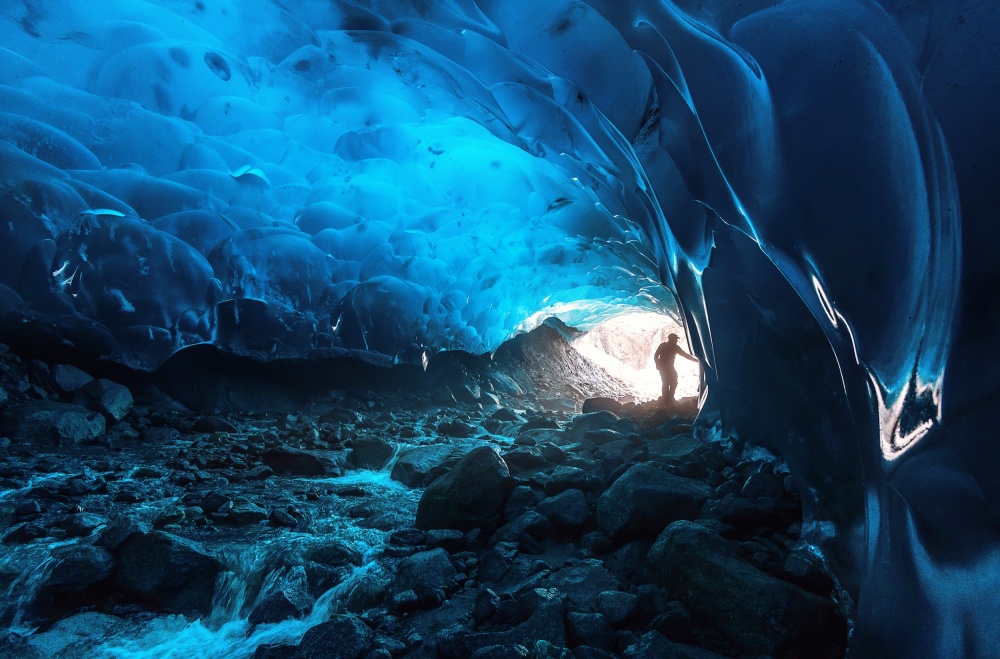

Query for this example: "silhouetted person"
[654,333,697,402]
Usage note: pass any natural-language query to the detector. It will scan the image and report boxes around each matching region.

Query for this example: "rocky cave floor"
[0,343,850,659]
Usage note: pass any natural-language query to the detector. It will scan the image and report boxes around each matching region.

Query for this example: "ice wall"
[1,0,998,654]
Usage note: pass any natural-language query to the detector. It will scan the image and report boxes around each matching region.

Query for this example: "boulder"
[262,446,326,476]
[596,464,711,542]
[296,614,374,659]
[415,446,511,533]
[581,398,624,414]
[390,445,459,487]
[464,599,567,654]
[647,521,846,657]
[536,489,591,530]
[32,545,115,616]
[49,364,94,395]
[595,590,639,626]
[545,560,621,612]
[0,401,105,445]
[567,612,615,650]
[113,531,221,614]
[350,437,395,470]
[565,411,637,443]
[389,548,456,608]
[623,631,726,659]
[248,568,313,625]
[72,378,133,422]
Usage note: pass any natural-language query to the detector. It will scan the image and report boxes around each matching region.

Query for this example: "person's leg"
[666,369,678,401]
[660,370,669,400]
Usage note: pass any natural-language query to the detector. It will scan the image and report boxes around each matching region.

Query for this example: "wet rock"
[297,614,374,659]
[113,531,221,615]
[504,485,543,521]
[200,491,231,514]
[249,568,313,625]
[502,447,549,472]
[389,548,456,610]
[520,416,560,432]
[228,500,268,526]
[536,489,591,531]
[0,401,105,445]
[646,434,702,463]
[647,521,846,657]
[782,549,836,595]
[269,508,299,528]
[56,512,104,538]
[308,540,363,567]
[72,378,133,423]
[416,446,511,533]
[596,464,711,542]
[49,364,94,395]
[263,446,326,476]
[473,588,502,623]
[741,470,785,499]
[39,544,115,599]
[390,445,458,487]
[98,517,148,551]
[4,522,46,544]
[350,437,395,470]
[19,612,124,658]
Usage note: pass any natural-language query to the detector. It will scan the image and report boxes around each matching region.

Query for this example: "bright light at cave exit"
[571,312,700,403]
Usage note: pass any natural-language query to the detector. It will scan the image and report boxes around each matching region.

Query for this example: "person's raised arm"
[679,347,698,363]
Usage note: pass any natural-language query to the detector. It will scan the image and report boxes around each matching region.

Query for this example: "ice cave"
[0,0,997,657]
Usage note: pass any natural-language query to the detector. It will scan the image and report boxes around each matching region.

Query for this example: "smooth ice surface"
[1,0,999,655]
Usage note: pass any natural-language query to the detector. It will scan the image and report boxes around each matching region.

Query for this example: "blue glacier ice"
[0,0,998,654]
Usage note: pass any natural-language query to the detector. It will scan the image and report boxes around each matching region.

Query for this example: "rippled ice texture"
[1,0,999,655]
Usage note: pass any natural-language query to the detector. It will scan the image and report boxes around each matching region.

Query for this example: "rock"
[699,496,778,532]
[623,631,726,659]
[49,364,94,394]
[0,401,105,445]
[72,378,133,422]
[595,591,639,626]
[390,445,458,487]
[536,489,591,530]
[37,544,115,599]
[465,599,567,653]
[740,470,785,499]
[473,588,501,623]
[565,412,637,443]
[545,559,621,612]
[469,644,530,659]
[416,446,511,533]
[581,398,624,414]
[263,446,326,476]
[782,549,836,595]
[490,510,555,545]
[567,612,615,650]
[269,509,299,528]
[297,614,374,659]
[98,516,148,551]
[647,521,846,657]
[200,491,231,514]
[56,512,104,537]
[113,531,221,615]
[308,540,363,567]
[539,466,603,496]
[227,500,268,525]
[438,419,477,438]
[249,568,313,625]
[389,548,456,609]
[20,612,124,658]
[350,437,395,470]
[646,434,702,462]
[4,522,47,544]
[193,416,237,433]
[520,416,560,432]
[504,486,542,521]
[596,464,711,542]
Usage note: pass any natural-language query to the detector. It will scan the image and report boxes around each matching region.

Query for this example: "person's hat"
[668,333,678,340]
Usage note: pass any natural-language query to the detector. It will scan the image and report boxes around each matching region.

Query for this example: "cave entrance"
[568,311,699,404]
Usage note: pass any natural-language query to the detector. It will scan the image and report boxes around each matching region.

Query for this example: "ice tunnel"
[1,0,999,655]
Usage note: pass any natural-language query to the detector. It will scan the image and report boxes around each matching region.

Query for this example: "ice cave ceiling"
[1,0,999,655]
